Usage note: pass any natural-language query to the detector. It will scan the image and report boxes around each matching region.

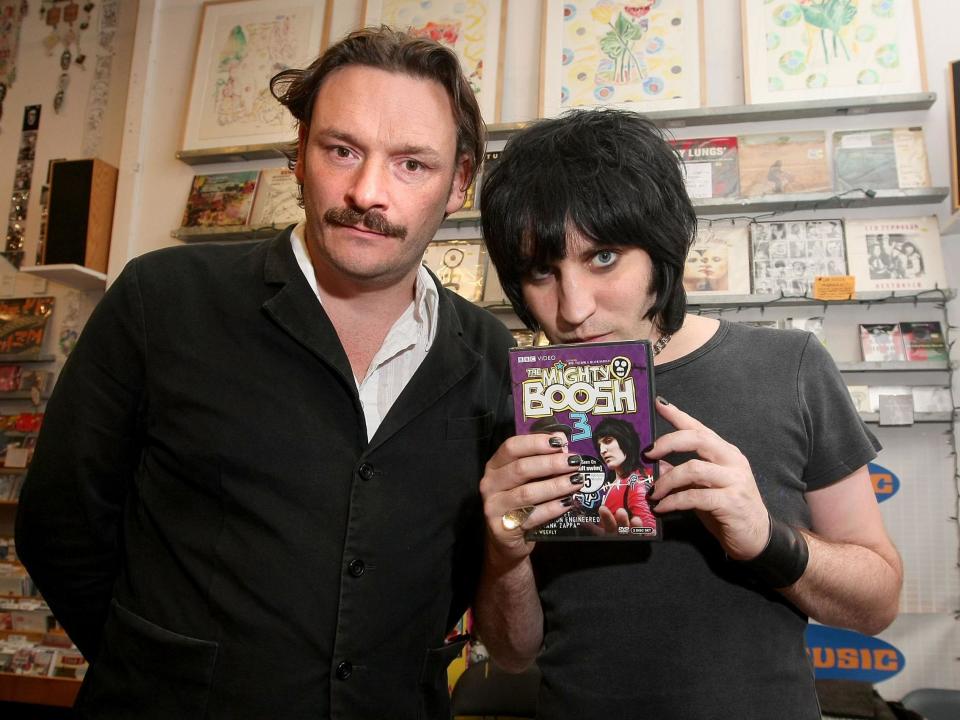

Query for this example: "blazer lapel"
[260,230,356,390]
[367,288,480,452]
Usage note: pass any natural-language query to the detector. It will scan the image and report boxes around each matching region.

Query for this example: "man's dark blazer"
[16,229,515,719]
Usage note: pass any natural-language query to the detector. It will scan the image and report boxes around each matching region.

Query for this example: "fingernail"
[567,455,583,466]
[570,473,584,484]
[561,496,575,507]
[656,396,669,406]
[549,437,564,448]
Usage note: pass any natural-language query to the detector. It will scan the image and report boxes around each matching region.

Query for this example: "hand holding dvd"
[646,397,770,561]
[479,433,584,561]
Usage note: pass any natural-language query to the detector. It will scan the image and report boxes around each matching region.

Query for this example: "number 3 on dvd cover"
[509,340,660,541]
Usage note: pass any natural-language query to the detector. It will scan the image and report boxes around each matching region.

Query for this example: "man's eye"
[592,250,618,268]
[403,159,424,172]
[333,146,352,158]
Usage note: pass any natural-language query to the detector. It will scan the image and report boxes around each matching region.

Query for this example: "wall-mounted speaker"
[43,158,118,273]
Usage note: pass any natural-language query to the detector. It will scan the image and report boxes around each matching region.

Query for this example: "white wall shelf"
[837,361,950,372]
[860,411,953,424]
[175,144,287,166]
[19,265,107,292]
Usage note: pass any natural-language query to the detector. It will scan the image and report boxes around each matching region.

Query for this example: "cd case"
[509,340,659,541]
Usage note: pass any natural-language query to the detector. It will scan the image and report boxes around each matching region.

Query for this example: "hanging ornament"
[0,1,30,129]
[40,0,94,113]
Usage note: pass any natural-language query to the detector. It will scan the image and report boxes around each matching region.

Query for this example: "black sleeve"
[15,259,148,660]
[797,333,881,491]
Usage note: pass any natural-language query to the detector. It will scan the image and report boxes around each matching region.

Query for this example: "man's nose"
[346,161,388,211]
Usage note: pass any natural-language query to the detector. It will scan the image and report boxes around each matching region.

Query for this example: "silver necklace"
[652,333,672,356]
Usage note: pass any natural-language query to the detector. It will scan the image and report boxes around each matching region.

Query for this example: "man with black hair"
[473,109,902,719]
[16,27,513,719]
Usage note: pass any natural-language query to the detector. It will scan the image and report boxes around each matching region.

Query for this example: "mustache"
[323,207,407,239]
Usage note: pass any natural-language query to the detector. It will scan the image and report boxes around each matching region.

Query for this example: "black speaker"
[43,158,118,273]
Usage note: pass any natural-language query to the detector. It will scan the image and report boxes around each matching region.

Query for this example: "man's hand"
[645,397,770,561]
[480,433,585,564]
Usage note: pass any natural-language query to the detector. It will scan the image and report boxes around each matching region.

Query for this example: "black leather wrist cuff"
[741,514,809,588]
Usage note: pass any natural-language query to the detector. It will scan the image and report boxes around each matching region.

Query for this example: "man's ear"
[293,123,309,184]
[445,154,472,215]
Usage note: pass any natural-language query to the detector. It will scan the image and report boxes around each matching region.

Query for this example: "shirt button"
[335,661,353,680]
[348,559,365,577]
[358,463,375,481]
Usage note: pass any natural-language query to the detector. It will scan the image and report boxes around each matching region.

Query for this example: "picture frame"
[741,0,927,105]
[181,0,331,153]
[540,0,705,117]
[362,0,507,123]
[422,239,488,303]
[948,60,960,213]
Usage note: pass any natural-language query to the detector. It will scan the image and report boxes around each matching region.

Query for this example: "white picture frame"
[540,0,705,117]
[181,0,330,153]
[362,0,507,123]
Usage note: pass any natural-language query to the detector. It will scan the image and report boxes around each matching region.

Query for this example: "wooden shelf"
[19,265,106,291]
[171,224,286,242]
[837,360,950,372]
[175,143,286,166]
[0,672,81,707]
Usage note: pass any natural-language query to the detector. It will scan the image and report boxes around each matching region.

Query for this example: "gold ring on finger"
[501,505,535,531]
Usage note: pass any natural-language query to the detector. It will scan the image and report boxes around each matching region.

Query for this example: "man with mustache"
[15,27,513,719]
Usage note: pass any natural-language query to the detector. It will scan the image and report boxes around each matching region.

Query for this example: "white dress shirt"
[291,222,439,440]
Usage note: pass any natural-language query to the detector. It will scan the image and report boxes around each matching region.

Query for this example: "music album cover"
[509,340,659,541]
[670,136,739,199]
[833,127,931,192]
[247,168,304,228]
[859,324,906,362]
[783,316,825,345]
[911,386,953,414]
[899,321,948,362]
[750,219,845,296]
[867,385,912,413]
[685,223,750,296]
[422,239,488,303]
[181,170,259,228]
[0,298,54,360]
[477,149,502,210]
[846,385,870,414]
[738,131,831,197]
[845,216,947,293]
[737,320,781,329]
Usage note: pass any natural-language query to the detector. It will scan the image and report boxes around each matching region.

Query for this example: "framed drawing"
[949,60,960,213]
[422,239,488,302]
[181,1,330,153]
[362,0,507,123]
[741,0,927,105]
[540,0,705,116]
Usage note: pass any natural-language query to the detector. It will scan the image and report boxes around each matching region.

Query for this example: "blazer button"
[358,463,375,481]
[348,559,365,577]
[336,661,353,680]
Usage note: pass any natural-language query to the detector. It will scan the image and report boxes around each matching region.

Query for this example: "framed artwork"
[181,1,330,153]
[949,60,960,212]
[540,0,705,116]
[844,216,946,293]
[685,222,751,296]
[422,239,488,302]
[362,0,507,123]
[741,0,927,105]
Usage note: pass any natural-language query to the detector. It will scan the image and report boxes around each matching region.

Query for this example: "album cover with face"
[845,216,947,293]
[685,223,751,296]
[749,219,846,297]
[509,340,659,541]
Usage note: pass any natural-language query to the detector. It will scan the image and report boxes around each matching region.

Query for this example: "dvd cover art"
[509,341,659,541]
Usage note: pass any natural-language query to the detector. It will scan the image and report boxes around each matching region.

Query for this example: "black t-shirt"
[531,321,880,720]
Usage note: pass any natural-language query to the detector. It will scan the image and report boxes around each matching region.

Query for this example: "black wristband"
[741,514,809,588]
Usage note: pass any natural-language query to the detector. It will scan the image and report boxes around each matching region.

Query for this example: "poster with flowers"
[540,0,704,116]
[741,0,927,105]
[362,0,506,123]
